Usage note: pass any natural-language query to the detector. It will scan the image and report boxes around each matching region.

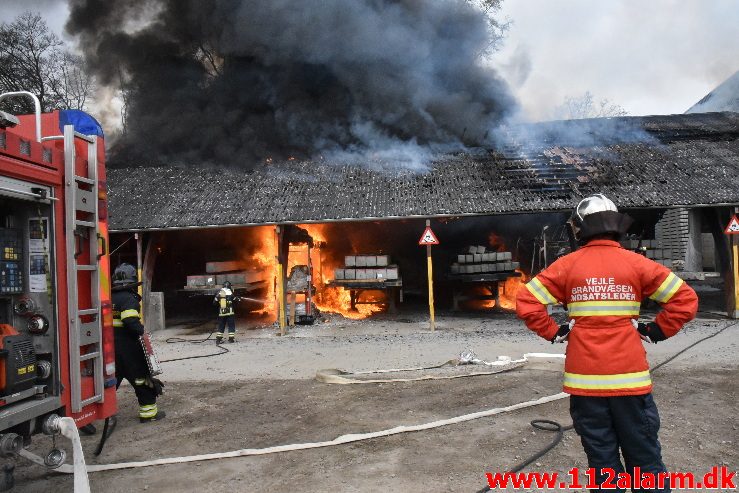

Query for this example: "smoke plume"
[65,0,516,169]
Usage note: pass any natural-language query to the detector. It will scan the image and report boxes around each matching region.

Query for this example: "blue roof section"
[59,109,104,137]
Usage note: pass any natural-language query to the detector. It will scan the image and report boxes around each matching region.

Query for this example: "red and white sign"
[725,215,739,235]
[418,227,439,245]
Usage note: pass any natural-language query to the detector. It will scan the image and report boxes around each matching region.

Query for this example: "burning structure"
[60,1,739,325]
[105,112,739,326]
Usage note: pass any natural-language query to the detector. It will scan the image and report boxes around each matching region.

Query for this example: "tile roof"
[107,112,739,231]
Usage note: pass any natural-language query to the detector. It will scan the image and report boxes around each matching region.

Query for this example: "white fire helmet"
[574,194,618,221]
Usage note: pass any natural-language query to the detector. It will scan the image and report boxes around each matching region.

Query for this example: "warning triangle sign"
[725,215,739,234]
[419,227,440,245]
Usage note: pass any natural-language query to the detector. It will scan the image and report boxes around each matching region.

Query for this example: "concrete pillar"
[684,209,703,272]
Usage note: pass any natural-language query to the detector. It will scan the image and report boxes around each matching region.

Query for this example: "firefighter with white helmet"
[112,263,165,422]
[213,280,239,344]
[516,194,698,492]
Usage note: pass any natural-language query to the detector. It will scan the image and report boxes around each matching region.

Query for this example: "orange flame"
[299,224,384,319]
[487,232,507,252]
[238,223,383,321]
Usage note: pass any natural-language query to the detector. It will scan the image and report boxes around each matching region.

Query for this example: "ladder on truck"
[56,124,104,413]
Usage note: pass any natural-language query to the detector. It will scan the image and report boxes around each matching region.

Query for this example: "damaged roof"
[107,112,739,231]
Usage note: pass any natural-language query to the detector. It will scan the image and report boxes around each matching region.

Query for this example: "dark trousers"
[217,315,235,337]
[570,394,669,493]
[115,333,156,406]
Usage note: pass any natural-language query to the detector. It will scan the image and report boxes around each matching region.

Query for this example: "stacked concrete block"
[620,235,679,270]
[450,246,519,274]
[215,270,264,286]
[336,255,399,281]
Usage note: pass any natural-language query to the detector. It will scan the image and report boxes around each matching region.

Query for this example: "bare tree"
[554,91,629,120]
[0,11,95,113]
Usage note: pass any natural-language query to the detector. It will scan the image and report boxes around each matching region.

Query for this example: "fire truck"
[0,92,116,474]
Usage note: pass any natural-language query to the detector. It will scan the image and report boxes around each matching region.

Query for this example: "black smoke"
[65,0,516,169]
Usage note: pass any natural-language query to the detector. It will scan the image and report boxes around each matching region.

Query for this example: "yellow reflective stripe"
[564,370,652,390]
[113,319,123,327]
[134,378,147,386]
[525,278,558,305]
[649,272,683,303]
[568,300,641,316]
[120,309,140,320]
[139,404,158,418]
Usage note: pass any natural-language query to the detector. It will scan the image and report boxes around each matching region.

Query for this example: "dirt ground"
[13,311,739,492]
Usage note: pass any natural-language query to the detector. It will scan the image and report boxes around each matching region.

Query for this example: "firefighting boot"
[228,335,235,343]
[215,333,224,345]
[139,410,166,424]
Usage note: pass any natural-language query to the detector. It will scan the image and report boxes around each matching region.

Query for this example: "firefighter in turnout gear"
[112,263,166,422]
[214,281,238,343]
[516,194,698,493]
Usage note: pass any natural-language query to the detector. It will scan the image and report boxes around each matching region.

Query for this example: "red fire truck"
[0,92,116,470]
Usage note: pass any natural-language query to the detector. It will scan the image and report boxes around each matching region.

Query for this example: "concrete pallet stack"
[334,254,399,281]
[620,239,675,268]
[450,246,520,274]
[186,260,264,289]
[654,209,689,265]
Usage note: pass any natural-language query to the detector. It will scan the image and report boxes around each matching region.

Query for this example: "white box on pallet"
[376,255,389,267]
[345,256,356,267]
[465,254,474,263]
[499,251,512,261]
[334,269,345,280]
[355,269,368,280]
[366,256,377,267]
[386,267,399,280]
[457,254,466,264]
[344,269,356,280]
[375,268,387,279]
[473,253,483,263]
[356,255,367,267]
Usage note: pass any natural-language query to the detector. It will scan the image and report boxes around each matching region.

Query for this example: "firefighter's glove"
[637,322,666,344]
[146,377,165,396]
[551,324,571,344]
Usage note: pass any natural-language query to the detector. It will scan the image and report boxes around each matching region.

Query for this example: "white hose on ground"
[316,352,564,384]
[56,417,91,493]
[20,353,566,475]
[22,392,568,474]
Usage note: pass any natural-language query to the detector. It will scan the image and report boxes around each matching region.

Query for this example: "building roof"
[687,71,739,113]
[107,112,739,232]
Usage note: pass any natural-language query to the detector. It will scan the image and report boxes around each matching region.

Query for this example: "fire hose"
[18,321,735,492]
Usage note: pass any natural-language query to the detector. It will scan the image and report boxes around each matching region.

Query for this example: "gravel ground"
[12,310,739,492]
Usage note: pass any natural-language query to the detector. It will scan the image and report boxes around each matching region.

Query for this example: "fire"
[240,226,278,317]
[488,232,507,252]
[240,223,383,321]
[498,269,529,310]
[474,270,529,311]
[299,224,384,319]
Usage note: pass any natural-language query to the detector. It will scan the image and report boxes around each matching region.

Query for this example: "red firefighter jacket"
[516,239,698,397]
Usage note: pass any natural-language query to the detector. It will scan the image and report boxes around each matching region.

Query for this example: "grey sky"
[492,0,739,119]
[1,0,737,121]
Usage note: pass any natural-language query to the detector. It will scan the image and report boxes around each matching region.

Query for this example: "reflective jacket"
[214,288,235,317]
[112,289,145,337]
[516,239,698,397]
